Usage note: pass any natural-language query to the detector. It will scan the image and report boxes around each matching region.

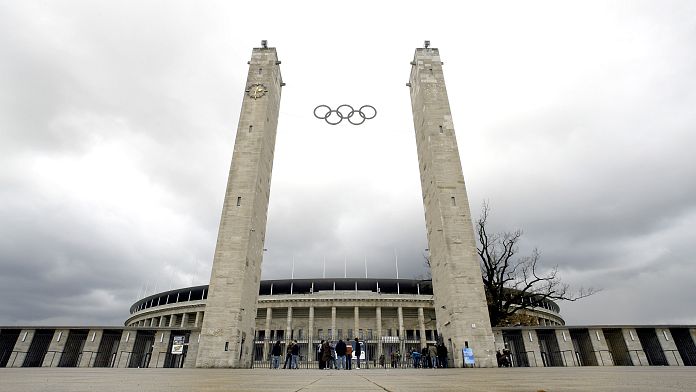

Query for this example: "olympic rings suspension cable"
[313,104,377,125]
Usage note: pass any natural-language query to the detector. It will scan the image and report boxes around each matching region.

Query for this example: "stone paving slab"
[1,368,696,392]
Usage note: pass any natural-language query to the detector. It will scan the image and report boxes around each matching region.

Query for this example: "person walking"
[353,337,362,369]
[283,341,294,369]
[291,340,300,369]
[335,339,347,370]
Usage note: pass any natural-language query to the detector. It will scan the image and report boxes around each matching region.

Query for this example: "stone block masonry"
[195,45,283,368]
[408,46,497,367]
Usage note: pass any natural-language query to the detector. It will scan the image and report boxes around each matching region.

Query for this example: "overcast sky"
[1,1,695,327]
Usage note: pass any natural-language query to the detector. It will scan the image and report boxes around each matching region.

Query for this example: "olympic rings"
[313,104,377,125]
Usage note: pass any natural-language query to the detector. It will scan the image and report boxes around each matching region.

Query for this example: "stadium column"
[398,307,405,355]
[418,307,427,349]
[331,307,337,340]
[286,307,293,342]
[408,45,496,367]
[376,307,383,358]
[263,308,272,360]
[354,307,360,340]
[196,44,283,368]
[308,307,315,345]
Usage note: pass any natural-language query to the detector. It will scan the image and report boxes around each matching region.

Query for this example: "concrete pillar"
[588,328,614,366]
[183,331,200,368]
[158,317,166,328]
[622,328,649,366]
[9,330,34,367]
[180,313,189,328]
[376,307,383,358]
[409,46,496,367]
[418,307,427,349]
[656,328,682,366]
[194,312,202,328]
[115,330,137,368]
[397,307,405,355]
[554,329,577,366]
[168,314,175,327]
[331,307,336,340]
[354,306,360,340]
[196,46,283,368]
[79,329,104,368]
[263,307,272,360]
[521,329,543,367]
[151,330,172,368]
[286,307,293,341]
[308,307,315,344]
[43,329,69,367]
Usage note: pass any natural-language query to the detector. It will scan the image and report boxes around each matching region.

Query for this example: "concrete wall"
[588,329,614,366]
[622,328,649,366]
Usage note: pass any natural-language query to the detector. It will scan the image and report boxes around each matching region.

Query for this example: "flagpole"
[323,256,326,278]
[344,256,347,278]
[292,256,295,279]
[394,248,399,279]
[364,256,368,278]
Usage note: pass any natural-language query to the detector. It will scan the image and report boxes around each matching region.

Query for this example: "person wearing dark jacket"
[353,337,362,369]
[321,340,332,369]
[437,342,448,368]
[318,340,325,369]
[291,340,300,369]
[283,341,293,369]
[335,339,347,369]
[271,340,282,369]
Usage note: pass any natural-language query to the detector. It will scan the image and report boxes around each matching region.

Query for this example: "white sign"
[171,336,185,354]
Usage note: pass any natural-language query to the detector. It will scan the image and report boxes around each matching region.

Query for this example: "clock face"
[246,83,267,99]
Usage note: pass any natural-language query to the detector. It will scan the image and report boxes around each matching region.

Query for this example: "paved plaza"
[1,368,695,392]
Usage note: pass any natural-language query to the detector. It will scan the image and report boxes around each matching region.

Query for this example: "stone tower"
[196,44,283,368]
[408,45,496,367]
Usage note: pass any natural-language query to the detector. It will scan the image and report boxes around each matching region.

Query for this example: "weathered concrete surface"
[409,46,496,367]
[2,368,695,392]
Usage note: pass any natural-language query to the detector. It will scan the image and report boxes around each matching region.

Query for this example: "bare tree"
[477,202,598,326]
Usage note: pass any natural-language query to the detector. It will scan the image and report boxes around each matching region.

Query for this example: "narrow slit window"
[451,197,456,206]
[258,68,262,74]
[224,342,229,351]
[236,197,242,206]
[439,125,443,133]
[249,125,253,133]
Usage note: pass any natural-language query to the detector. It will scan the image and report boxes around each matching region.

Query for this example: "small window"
[237,197,242,206]
[258,68,262,74]
[224,342,229,351]
[439,125,443,133]
[451,197,456,206]
[249,125,253,133]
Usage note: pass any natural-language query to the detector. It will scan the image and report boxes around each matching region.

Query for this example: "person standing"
[318,340,325,369]
[283,341,294,369]
[345,341,353,370]
[412,348,421,368]
[428,344,438,368]
[291,339,300,369]
[271,340,282,369]
[321,340,332,370]
[437,342,448,368]
[353,337,362,369]
[335,339,347,370]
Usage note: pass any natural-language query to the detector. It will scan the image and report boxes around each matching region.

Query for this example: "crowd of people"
[377,343,448,368]
[270,339,450,369]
